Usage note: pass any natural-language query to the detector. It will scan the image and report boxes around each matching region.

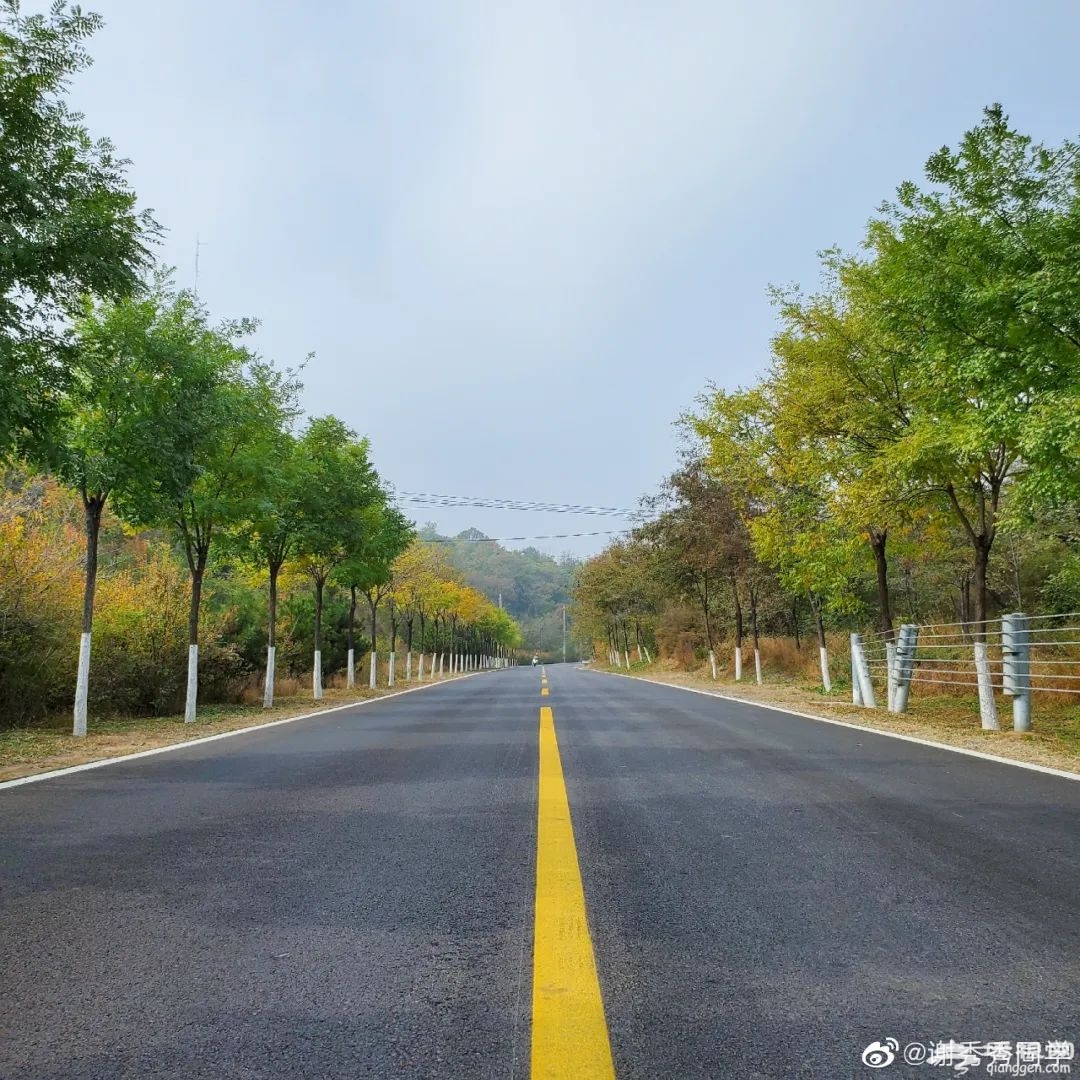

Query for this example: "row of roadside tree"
[0,4,520,733]
[573,106,1080,691]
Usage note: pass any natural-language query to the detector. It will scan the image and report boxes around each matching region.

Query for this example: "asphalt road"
[2,666,1078,1079]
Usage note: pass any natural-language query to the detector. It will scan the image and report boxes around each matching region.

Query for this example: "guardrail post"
[892,624,918,714]
[851,632,876,708]
[1001,612,1031,733]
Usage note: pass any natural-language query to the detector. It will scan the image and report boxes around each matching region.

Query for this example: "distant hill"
[417,525,580,655]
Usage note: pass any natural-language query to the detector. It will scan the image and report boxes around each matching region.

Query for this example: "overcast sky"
[56,0,1080,556]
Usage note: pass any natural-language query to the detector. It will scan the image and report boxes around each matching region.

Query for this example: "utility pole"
[194,234,206,296]
[562,604,567,664]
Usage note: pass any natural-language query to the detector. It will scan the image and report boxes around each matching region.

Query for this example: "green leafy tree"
[122,315,298,722]
[35,285,216,734]
[293,416,382,698]
[338,503,413,688]
[234,428,306,708]
[0,1,157,451]
[866,105,1080,636]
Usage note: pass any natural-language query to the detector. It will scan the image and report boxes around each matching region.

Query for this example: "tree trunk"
[869,527,893,639]
[346,583,357,689]
[973,539,991,644]
[313,576,324,699]
[732,575,743,681]
[791,596,801,650]
[959,572,972,637]
[812,597,826,650]
[700,578,714,654]
[74,494,106,736]
[749,585,762,684]
[185,550,207,723]
[264,562,279,708]
[809,591,831,691]
[369,596,379,688]
[389,609,398,686]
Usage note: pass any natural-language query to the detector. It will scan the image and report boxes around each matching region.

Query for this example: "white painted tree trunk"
[346,647,355,689]
[974,641,999,730]
[263,645,276,708]
[439,653,445,676]
[644,646,652,664]
[389,651,396,686]
[818,645,831,692]
[184,644,198,723]
[636,645,643,662]
[886,641,897,712]
[734,648,743,681]
[406,651,413,681]
[623,649,630,669]
[313,650,323,699]
[852,636,863,705]
[708,649,717,680]
[74,632,92,736]
[369,651,377,689]
[418,652,425,679]
[754,648,762,684]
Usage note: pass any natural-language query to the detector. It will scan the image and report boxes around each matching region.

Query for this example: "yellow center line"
[531,705,615,1079]
[541,687,550,696]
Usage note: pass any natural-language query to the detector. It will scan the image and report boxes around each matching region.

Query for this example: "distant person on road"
[532,655,539,666]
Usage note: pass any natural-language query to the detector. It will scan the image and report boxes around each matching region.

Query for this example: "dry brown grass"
[0,670,476,783]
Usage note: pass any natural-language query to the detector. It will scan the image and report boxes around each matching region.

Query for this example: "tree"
[0,1,157,452]
[865,105,1080,638]
[34,286,216,734]
[341,504,413,688]
[640,458,750,678]
[294,417,381,699]
[121,312,298,722]
[235,429,305,708]
[695,383,867,687]
[392,541,455,679]
[765,267,914,638]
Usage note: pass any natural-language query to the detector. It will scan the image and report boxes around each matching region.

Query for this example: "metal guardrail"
[851,612,1080,731]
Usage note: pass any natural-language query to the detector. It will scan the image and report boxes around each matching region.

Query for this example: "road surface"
[2,665,1078,1079]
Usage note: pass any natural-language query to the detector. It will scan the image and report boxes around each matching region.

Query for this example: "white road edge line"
[0,672,489,792]
[589,668,1080,784]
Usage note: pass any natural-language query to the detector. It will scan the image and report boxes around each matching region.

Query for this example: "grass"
[601,650,1080,775]
[0,674,472,783]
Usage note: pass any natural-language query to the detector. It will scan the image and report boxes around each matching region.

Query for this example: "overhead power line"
[428,530,630,544]
[394,491,638,519]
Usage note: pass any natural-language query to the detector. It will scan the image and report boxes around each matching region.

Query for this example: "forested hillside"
[419,526,579,655]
